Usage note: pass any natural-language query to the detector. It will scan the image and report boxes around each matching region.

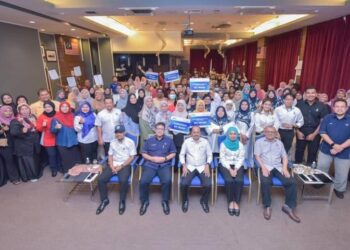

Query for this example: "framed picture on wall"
[46,50,57,62]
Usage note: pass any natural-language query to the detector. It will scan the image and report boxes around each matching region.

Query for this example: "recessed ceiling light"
[87,33,91,35]
[40,29,45,31]
[84,16,136,36]
[64,22,70,26]
[71,28,76,31]
[29,21,35,24]
[239,12,244,16]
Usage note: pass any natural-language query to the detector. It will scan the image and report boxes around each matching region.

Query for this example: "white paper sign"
[48,69,59,80]
[66,77,77,88]
[93,74,104,86]
[73,66,82,77]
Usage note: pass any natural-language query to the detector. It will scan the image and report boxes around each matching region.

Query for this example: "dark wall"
[0,22,47,102]
[98,38,114,86]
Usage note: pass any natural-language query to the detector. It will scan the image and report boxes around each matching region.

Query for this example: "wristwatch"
[330,143,335,148]
[164,156,168,161]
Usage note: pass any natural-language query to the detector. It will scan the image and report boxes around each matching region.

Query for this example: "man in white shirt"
[179,126,213,213]
[275,94,304,153]
[96,125,136,215]
[95,97,121,155]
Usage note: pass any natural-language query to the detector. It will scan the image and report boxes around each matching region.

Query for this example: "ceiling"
[0,0,349,49]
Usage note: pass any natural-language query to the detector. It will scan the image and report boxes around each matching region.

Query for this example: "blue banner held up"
[189,112,211,128]
[169,117,191,134]
[145,72,159,81]
[164,70,180,83]
[189,78,210,92]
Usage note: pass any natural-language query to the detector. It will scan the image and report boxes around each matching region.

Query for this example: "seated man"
[96,125,136,215]
[179,126,212,213]
[254,126,300,223]
[139,122,176,216]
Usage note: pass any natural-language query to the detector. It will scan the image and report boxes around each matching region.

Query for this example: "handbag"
[0,125,8,147]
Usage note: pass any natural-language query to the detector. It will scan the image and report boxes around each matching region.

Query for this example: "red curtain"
[190,49,224,73]
[300,15,350,97]
[225,45,245,73]
[265,29,301,87]
[245,42,257,81]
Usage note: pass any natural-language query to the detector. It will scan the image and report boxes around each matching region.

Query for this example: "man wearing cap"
[96,125,136,215]
[139,122,176,215]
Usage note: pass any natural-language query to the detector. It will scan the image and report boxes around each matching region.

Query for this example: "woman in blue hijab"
[74,101,98,162]
[206,106,229,153]
[219,126,245,216]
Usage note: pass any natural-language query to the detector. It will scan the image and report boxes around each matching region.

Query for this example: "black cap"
[114,125,125,133]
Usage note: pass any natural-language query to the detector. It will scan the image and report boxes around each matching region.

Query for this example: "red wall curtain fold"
[265,29,302,87]
[225,45,245,73]
[190,49,224,73]
[245,42,257,81]
[300,15,350,97]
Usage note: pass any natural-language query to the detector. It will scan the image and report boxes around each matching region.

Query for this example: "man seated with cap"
[139,122,176,215]
[96,125,136,215]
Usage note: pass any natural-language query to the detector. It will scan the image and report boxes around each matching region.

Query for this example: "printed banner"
[164,70,180,83]
[189,78,210,92]
[169,116,191,134]
[145,72,159,82]
[189,112,211,128]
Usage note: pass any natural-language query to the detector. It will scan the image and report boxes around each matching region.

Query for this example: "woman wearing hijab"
[51,101,81,173]
[116,88,128,110]
[55,89,66,103]
[206,106,229,153]
[170,100,188,158]
[136,89,146,110]
[247,89,259,112]
[139,96,158,150]
[10,104,40,182]
[155,101,172,134]
[67,87,80,111]
[92,88,105,113]
[192,99,209,136]
[77,88,93,107]
[233,91,243,110]
[0,105,20,185]
[37,101,62,177]
[224,100,236,121]
[74,101,98,162]
[121,94,142,136]
[242,84,251,100]
[219,126,245,216]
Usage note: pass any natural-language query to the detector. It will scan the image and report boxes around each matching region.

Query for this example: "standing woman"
[92,88,105,113]
[247,89,259,112]
[1,93,16,112]
[0,105,20,184]
[254,99,279,135]
[121,94,142,136]
[167,89,177,112]
[219,126,245,216]
[136,89,145,110]
[55,89,66,103]
[74,101,98,162]
[155,101,172,133]
[170,100,188,163]
[116,89,128,110]
[51,101,81,173]
[207,106,229,154]
[266,90,283,109]
[77,88,93,107]
[36,101,62,177]
[139,96,158,150]
[10,104,40,182]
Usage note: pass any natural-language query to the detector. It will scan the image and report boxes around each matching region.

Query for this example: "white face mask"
[169,94,176,100]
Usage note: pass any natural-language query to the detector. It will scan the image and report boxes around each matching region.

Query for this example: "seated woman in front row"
[219,126,245,217]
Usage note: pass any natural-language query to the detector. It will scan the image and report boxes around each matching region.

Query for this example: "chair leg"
[178,170,181,204]
[171,166,174,201]
[256,169,261,205]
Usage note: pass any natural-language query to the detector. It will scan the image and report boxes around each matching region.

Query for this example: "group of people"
[1,70,349,223]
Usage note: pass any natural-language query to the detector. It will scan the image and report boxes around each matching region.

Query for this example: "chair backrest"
[218,135,226,147]
[126,133,139,148]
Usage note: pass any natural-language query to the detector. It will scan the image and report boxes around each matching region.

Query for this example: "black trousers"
[79,141,98,162]
[139,166,171,203]
[260,168,297,209]
[57,146,82,173]
[0,147,20,182]
[98,165,131,202]
[103,142,110,157]
[218,166,244,204]
[278,129,295,153]
[180,169,211,203]
[295,133,321,164]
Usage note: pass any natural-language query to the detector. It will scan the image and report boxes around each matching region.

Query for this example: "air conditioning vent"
[130,9,153,14]
[212,23,232,29]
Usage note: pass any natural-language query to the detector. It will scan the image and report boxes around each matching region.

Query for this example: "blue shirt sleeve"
[142,138,150,154]
[168,138,177,154]
[319,114,329,135]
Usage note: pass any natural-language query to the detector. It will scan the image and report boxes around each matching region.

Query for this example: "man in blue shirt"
[139,122,176,215]
[317,99,350,199]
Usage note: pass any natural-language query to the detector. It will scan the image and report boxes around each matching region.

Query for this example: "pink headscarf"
[0,105,14,125]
